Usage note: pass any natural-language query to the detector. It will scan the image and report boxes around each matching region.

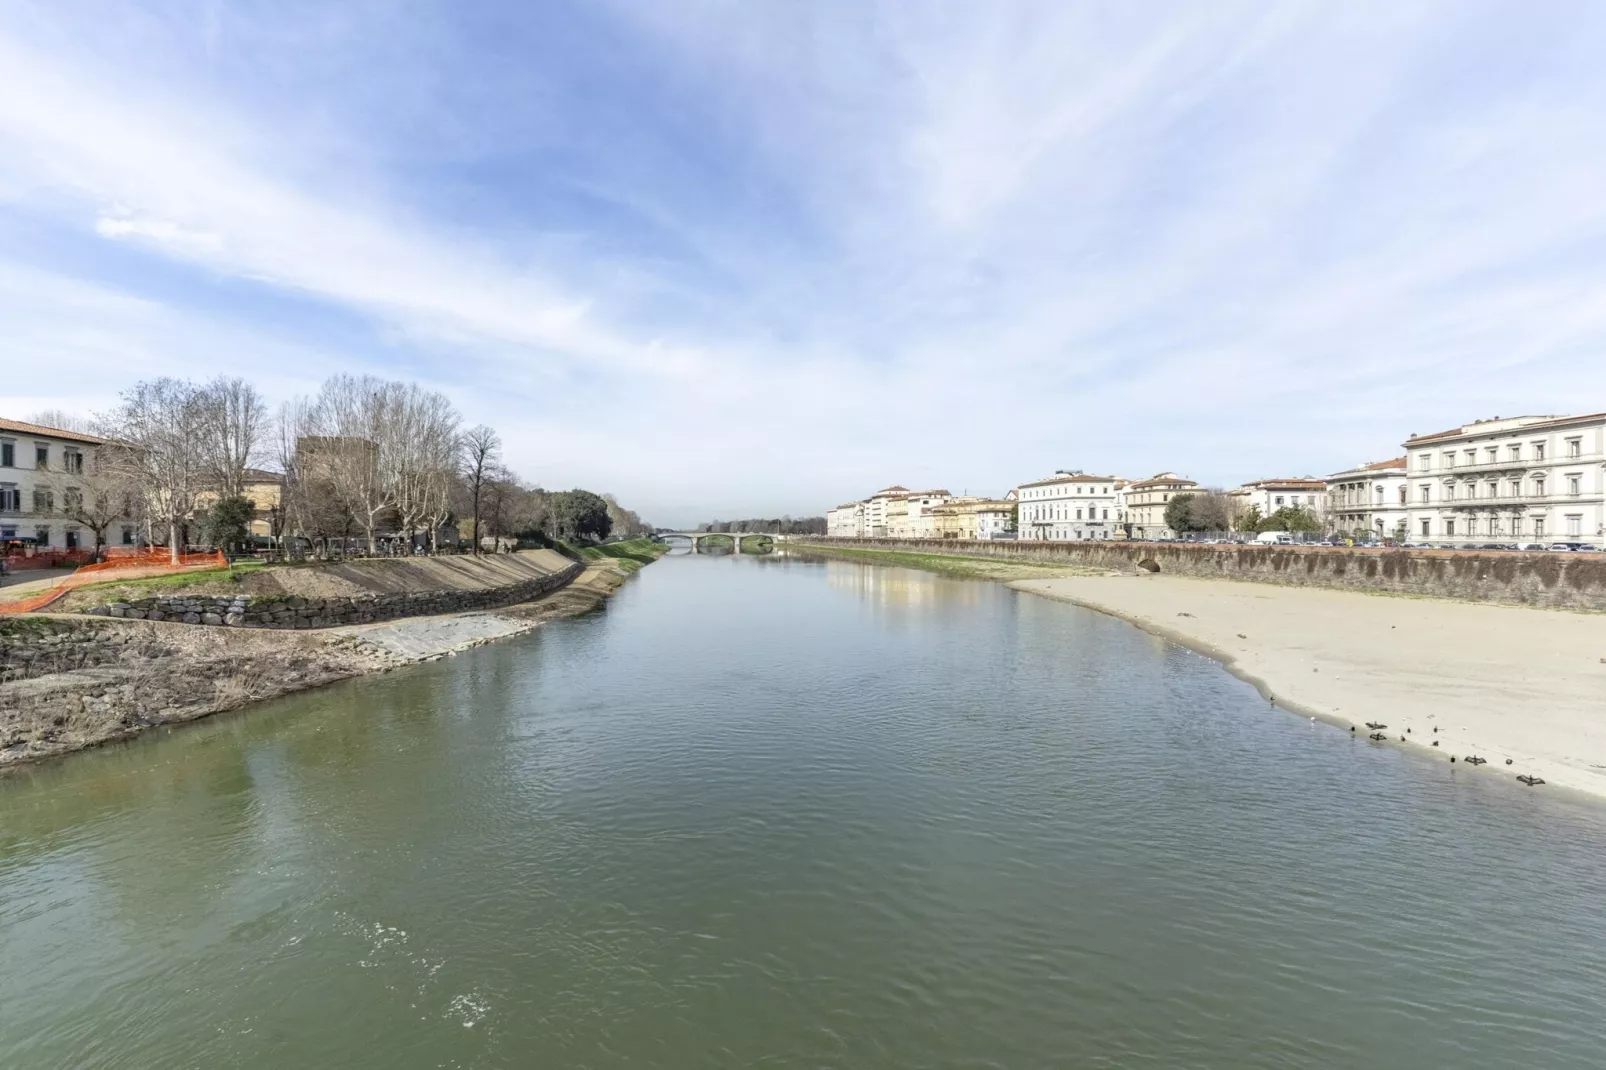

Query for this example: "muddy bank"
[0,560,639,770]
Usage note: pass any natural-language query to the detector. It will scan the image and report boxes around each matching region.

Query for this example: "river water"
[3,552,1605,1068]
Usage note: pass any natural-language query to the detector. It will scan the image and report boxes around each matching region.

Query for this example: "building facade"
[930,498,1016,540]
[862,485,910,538]
[1014,471,1124,541]
[1326,458,1408,540]
[1122,473,1199,539]
[827,501,865,538]
[1403,414,1606,546]
[1227,478,1328,529]
[892,490,951,539]
[0,418,137,554]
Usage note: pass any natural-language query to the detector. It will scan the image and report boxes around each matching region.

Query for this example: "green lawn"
[564,538,667,574]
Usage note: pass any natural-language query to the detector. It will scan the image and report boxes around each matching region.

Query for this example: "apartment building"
[862,485,910,538]
[826,501,865,537]
[1123,473,1199,539]
[1326,458,1408,540]
[1227,477,1328,528]
[1403,414,1606,546]
[895,490,952,539]
[1014,471,1123,541]
[0,418,135,553]
[930,497,1016,540]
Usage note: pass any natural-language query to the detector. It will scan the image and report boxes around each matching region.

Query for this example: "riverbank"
[785,542,1114,581]
[0,549,659,768]
[1012,574,1606,800]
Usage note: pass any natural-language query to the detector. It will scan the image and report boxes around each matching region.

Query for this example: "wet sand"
[1011,574,1606,800]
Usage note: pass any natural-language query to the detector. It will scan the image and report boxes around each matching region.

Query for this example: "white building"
[1227,478,1328,527]
[896,490,952,539]
[0,418,135,553]
[1326,458,1409,541]
[862,485,910,538]
[1014,471,1124,541]
[1403,414,1606,547]
[826,501,865,538]
[1123,473,1198,540]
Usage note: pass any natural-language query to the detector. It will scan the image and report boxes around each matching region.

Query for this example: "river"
[3,552,1605,1068]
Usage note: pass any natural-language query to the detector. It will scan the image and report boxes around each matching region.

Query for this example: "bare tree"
[26,409,94,434]
[461,425,501,554]
[387,384,461,553]
[66,451,142,557]
[100,379,206,564]
[297,375,398,554]
[196,376,267,499]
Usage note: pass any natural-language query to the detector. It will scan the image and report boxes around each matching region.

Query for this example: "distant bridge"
[656,531,777,552]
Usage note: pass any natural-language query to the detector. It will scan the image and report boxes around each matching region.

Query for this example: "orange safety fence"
[0,550,229,615]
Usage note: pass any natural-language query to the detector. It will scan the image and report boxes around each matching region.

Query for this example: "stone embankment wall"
[79,561,583,629]
[803,538,1606,611]
[1,616,382,761]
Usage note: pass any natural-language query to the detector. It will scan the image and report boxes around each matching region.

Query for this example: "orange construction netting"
[0,550,229,615]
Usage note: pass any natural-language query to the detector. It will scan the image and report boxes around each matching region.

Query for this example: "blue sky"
[4,1,1606,527]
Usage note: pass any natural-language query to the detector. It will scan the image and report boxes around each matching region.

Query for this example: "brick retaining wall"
[801,539,1606,611]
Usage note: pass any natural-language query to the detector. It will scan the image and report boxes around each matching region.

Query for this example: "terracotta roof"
[869,485,911,497]
[900,488,951,497]
[242,467,283,483]
[1328,457,1407,478]
[1125,473,1197,490]
[0,417,105,445]
[1016,472,1122,489]
[1404,412,1606,445]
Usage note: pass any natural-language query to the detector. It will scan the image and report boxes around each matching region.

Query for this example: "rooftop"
[1405,412,1606,445]
[1016,471,1122,489]
[0,417,106,445]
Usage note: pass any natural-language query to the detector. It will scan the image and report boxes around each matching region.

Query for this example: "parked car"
[1513,543,1546,552]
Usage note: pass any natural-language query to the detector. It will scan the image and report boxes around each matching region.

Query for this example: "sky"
[4,1,1606,527]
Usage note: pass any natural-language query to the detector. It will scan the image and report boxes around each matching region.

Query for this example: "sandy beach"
[1011,574,1606,801]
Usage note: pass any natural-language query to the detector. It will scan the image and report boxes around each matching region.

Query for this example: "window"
[1464,449,1475,465]
[1417,454,1430,471]
[1444,452,1456,469]
[1533,477,1546,498]
[1568,515,1582,537]
[0,442,12,467]
[64,529,79,550]
[0,486,18,512]
[32,489,53,513]
[1567,438,1582,458]
[1568,475,1581,497]
[1101,509,1108,520]
[1467,483,1477,499]
[35,445,48,468]
[1510,444,1521,461]
[1491,518,1503,537]
[1445,519,1456,537]
[1421,519,1431,537]
[1534,518,1545,538]
[1533,442,1546,461]
[62,488,83,513]
[63,450,83,475]
[35,526,50,546]
[1275,496,1284,506]
[1076,508,1083,520]
[1487,481,1498,499]
[1509,478,1522,497]
[1486,447,1498,464]
[1420,484,1431,503]
[1398,486,1407,505]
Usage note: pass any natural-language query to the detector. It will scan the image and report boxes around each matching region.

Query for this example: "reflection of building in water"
[823,559,990,614]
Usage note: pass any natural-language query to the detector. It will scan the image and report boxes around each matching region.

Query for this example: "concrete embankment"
[804,537,1606,611]
[0,550,655,768]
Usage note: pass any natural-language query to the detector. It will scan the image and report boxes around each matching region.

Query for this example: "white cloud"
[3,2,1606,525]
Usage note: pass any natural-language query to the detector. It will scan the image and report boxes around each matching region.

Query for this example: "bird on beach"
[1466,756,1487,766]
[1366,721,1387,730]
[1505,759,1513,765]
[1432,741,1440,747]
[1369,732,1388,741]
[1406,728,1411,734]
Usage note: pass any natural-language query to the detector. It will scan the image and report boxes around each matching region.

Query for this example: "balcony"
[1432,492,1598,508]
[1418,450,1599,478]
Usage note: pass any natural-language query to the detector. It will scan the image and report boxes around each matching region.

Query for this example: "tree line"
[1163,492,1322,535]
[34,374,650,561]
[694,517,826,535]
